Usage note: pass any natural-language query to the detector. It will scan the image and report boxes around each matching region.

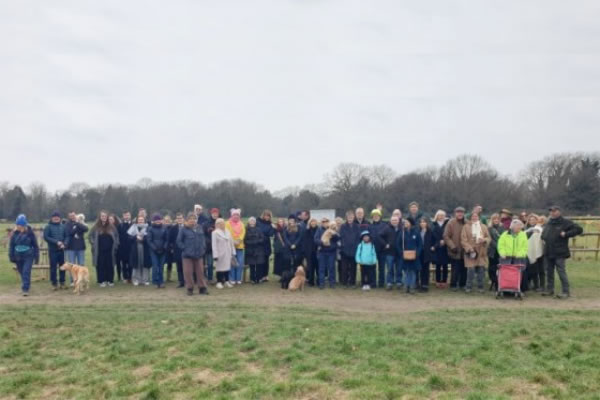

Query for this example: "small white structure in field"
[309,209,336,222]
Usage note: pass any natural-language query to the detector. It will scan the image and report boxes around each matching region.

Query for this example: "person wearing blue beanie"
[9,214,39,296]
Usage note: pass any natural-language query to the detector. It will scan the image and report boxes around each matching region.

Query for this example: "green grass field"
[0,223,599,399]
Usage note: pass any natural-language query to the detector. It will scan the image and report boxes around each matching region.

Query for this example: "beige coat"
[212,229,236,272]
[443,218,466,260]
[460,222,491,268]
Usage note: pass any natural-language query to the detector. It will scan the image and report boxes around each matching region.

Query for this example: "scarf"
[127,223,148,238]
[471,221,482,241]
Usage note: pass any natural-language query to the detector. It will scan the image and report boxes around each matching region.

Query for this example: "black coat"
[368,220,387,253]
[379,223,401,257]
[541,216,583,259]
[487,223,504,261]
[283,228,303,260]
[339,222,361,258]
[169,224,184,260]
[420,229,435,265]
[273,229,289,276]
[431,220,449,265]
[302,226,318,258]
[64,220,89,251]
[256,218,275,257]
[203,216,218,254]
[117,221,132,258]
[244,226,266,265]
[147,224,169,254]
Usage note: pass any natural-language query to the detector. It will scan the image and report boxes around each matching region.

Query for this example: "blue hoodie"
[355,240,377,266]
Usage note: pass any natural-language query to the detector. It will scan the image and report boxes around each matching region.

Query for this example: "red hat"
[210,208,220,214]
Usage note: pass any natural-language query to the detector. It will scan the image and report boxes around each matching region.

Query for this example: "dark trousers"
[488,257,498,289]
[340,255,357,286]
[450,258,466,289]
[204,252,214,281]
[435,263,448,283]
[361,264,375,286]
[49,249,65,286]
[249,264,260,283]
[216,271,229,284]
[97,250,114,283]
[174,256,184,285]
[418,261,430,289]
[318,252,336,288]
[546,257,570,294]
[183,257,206,289]
[306,252,318,286]
[527,258,545,290]
[117,253,131,280]
[376,254,386,288]
[16,257,34,292]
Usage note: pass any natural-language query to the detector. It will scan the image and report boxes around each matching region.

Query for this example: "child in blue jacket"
[356,230,377,291]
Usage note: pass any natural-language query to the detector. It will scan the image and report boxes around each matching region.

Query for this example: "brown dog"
[288,266,306,291]
[59,263,90,295]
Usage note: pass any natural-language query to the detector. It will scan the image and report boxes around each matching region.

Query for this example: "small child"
[355,231,377,291]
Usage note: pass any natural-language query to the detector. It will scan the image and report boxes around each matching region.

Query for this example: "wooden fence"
[567,216,600,261]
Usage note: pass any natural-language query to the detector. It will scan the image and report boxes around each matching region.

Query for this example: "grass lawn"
[0,224,599,399]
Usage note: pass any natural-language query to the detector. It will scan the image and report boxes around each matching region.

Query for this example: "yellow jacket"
[497,231,528,259]
[225,220,246,250]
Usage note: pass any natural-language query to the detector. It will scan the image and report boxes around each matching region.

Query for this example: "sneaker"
[22,291,29,297]
[199,287,209,295]
[365,285,371,291]
[465,288,472,293]
[237,281,242,285]
[187,289,193,296]
[99,282,107,288]
[216,283,224,289]
[176,283,185,288]
[386,284,393,291]
[52,285,58,291]
[108,282,115,287]
[59,283,66,290]
[133,281,139,286]
[541,291,554,297]
[556,293,570,299]
[225,281,234,288]
[69,282,75,287]
[478,289,484,294]
[144,282,150,286]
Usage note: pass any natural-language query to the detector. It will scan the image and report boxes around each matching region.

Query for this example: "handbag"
[231,255,239,267]
[402,231,417,261]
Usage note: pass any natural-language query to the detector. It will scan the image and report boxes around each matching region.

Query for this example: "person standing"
[525,214,545,292]
[487,213,504,291]
[396,217,422,294]
[244,217,266,284]
[89,211,119,287]
[418,217,435,292]
[169,213,186,288]
[444,206,467,292]
[147,213,169,289]
[355,231,377,291]
[461,212,490,293]
[354,208,369,231]
[256,210,275,282]
[225,208,246,285]
[212,218,236,289]
[163,215,174,282]
[204,208,220,284]
[339,211,360,288]
[369,209,387,288]
[380,215,402,290]
[117,211,133,283]
[177,212,209,295]
[302,218,319,286]
[9,214,39,296]
[64,211,88,266]
[314,218,339,289]
[43,211,67,290]
[541,206,583,299]
[194,204,209,226]
[407,201,424,221]
[283,215,303,271]
[431,210,449,289]
[128,215,151,286]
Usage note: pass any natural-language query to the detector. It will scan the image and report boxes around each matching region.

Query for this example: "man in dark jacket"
[177,212,208,295]
[380,215,402,289]
[195,204,209,227]
[203,208,220,284]
[64,211,89,266]
[117,211,133,283]
[169,213,185,288]
[147,213,169,288]
[339,211,360,287]
[43,211,67,290]
[541,206,583,298]
[368,209,387,288]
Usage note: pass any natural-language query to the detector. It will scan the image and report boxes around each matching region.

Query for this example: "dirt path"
[1,281,599,315]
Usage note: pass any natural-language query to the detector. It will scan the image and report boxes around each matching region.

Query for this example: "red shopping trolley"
[495,264,524,300]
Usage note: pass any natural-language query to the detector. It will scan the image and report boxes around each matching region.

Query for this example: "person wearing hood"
[460,212,491,293]
[9,214,39,296]
[368,208,387,288]
[147,213,169,289]
[380,215,402,290]
[43,211,67,290]
[244,217,266,284]
[431,210,449,289]
[204,208,221,284]
[355,230,377,291]
[444,207,467,291]
[88,211,119,287]
[128,215,151,286]
[541,206,583,299]
[225,208,246,285]
[177,212,208,295]
[339,210,361,288]
[396,217,422,294]
[256,210,275,282]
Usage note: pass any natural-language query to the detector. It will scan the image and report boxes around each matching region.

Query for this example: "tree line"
[1,152,599,223]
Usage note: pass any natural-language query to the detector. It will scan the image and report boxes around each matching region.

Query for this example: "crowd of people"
[8,202,583,298]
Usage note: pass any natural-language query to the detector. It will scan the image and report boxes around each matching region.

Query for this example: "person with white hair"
[497,219,528,266]
[212,218,236,289]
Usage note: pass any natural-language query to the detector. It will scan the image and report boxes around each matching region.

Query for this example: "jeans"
[16,257,34,292]
[66,250,85,265]
[49,249,65,286]
[466,266,485,290]
[205,252,214,281]
[450,258,466,289]
[318,252,336,287]
[385,255,402,286]
[150,251,166,286]
[546,257,570,294]
[230,250,244,282]
[404,268,416,289]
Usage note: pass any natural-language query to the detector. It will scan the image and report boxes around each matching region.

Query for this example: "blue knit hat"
[15,214,28,226]
[51,210,61,218]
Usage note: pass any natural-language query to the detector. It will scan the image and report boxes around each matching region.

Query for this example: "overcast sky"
[2,0,600,192]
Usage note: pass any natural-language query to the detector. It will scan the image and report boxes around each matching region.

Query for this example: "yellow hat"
[371,209,382,217]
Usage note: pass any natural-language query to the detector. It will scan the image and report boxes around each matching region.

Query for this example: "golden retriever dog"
[288,266,306,291]
[320,227,337,247]
[59,263,90,295]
